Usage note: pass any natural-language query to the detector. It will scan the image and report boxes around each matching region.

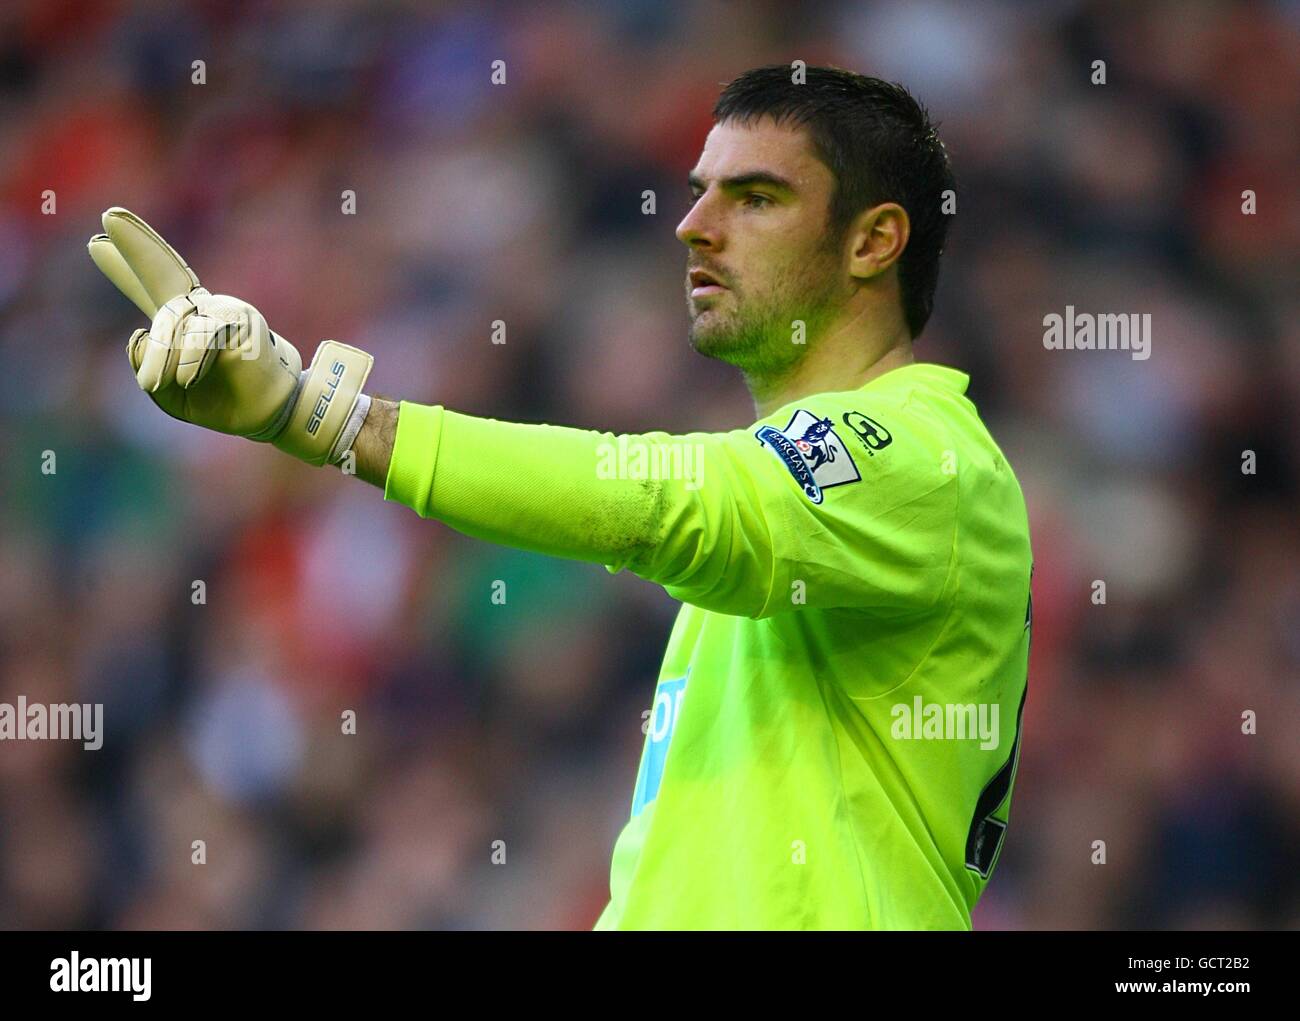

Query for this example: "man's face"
[677,118,848,375]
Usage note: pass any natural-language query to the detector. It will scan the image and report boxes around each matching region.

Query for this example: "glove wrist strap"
[271,341,374,466]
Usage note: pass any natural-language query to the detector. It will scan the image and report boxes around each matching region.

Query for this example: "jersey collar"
[862,361,970,395]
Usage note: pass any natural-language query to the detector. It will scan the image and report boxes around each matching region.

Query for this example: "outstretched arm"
[92,207,952,620]
[342,398,954,620]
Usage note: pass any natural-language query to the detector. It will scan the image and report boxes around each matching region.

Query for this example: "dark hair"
[713,65,954,338]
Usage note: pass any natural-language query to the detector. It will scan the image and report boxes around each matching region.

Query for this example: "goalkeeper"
[90,65,1032,930]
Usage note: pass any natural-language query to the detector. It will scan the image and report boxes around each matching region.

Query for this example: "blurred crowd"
[0,0,1297,929]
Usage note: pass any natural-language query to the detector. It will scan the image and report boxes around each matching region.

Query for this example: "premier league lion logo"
[794,416,838,471]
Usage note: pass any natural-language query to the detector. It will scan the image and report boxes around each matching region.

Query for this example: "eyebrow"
[687,170,798,194]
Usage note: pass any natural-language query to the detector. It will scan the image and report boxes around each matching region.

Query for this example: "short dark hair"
[713,65,954,338]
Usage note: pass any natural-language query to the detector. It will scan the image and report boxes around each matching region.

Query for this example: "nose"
[676,198,721,251]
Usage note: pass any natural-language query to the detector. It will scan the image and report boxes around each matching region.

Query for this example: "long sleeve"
[383,386,960,619]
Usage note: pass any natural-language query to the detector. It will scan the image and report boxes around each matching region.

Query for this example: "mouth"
[688,267,728,299]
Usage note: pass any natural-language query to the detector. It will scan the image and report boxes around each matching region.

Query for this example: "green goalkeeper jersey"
[384,362,1032,930]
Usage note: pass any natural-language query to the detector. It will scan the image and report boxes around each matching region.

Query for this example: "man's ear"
[845,202,910,281]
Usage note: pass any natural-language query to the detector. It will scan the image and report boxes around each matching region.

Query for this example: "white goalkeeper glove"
[87,206,374,466]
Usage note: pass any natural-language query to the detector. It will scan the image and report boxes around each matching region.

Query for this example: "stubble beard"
[686,251,845,380]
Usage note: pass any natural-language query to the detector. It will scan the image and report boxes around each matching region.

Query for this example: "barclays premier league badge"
[756,409,860,503]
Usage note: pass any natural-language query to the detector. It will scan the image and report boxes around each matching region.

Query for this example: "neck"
[745,318,916,418]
